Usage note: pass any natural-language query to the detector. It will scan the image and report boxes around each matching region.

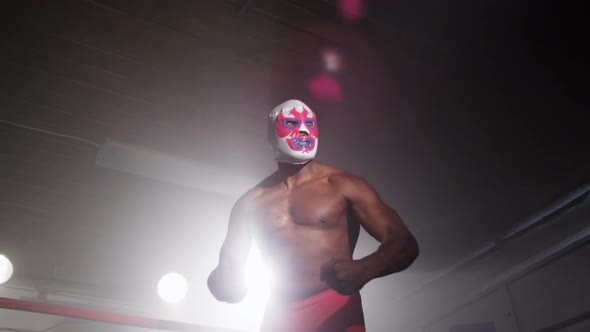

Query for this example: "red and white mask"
[268,99,319,164]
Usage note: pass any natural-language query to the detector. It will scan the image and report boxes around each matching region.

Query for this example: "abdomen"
[258,225,352,300]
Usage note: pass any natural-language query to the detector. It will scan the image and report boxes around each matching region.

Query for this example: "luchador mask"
[268,99,319,164]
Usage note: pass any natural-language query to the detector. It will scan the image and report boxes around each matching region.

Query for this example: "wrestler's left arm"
[329,174,419,293]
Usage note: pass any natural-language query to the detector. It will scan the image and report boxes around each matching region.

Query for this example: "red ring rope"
[0,296,239,331]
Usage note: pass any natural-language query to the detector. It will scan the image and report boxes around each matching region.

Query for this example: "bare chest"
[253,182,348,232]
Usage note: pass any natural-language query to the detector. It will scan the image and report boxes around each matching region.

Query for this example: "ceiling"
[1,0,588,330]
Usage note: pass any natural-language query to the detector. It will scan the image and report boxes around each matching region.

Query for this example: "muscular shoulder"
[309,160,349,179]
[316,163,363,186]
[236,186,265,208]
[321,166,375,199]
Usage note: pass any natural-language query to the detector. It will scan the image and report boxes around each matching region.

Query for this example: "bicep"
[344,177,409,242]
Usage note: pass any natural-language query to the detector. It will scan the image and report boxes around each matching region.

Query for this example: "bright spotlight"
[240,243,273,331]
[0,254,14,284]
[157,272,188,303]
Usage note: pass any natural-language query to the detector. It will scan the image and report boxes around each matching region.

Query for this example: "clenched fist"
[321,258,373,295]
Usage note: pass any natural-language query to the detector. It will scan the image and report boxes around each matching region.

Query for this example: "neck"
[276,160,314,186]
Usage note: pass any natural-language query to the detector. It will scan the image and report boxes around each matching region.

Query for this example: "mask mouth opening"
[297,141,310,147]
[292,138,314,149]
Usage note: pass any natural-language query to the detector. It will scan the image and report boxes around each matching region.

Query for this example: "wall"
[393,193,590,332]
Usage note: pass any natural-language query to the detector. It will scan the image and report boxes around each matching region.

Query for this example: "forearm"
[359,233,419,279]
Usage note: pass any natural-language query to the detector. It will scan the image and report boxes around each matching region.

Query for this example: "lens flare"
[339,0,365,22]
[308,73,343,103]
[323,49,343,72]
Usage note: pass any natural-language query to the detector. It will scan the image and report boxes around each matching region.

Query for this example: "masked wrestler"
[208,99,418,332]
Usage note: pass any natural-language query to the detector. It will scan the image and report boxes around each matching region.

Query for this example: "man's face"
[275,107,319,154]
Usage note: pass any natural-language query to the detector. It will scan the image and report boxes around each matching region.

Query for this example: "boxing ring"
[0,296,243,332]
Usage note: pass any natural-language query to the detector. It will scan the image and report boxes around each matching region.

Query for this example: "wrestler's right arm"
[207,196,253,303]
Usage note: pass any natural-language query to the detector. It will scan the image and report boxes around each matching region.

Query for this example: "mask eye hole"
[304,120,316,128]
[283,120,300,128]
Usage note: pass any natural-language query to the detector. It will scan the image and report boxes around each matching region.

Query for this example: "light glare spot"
[157,272,188,303]
[0,254,13,284]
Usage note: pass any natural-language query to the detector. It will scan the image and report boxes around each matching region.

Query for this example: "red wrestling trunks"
[260,288,365,332]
